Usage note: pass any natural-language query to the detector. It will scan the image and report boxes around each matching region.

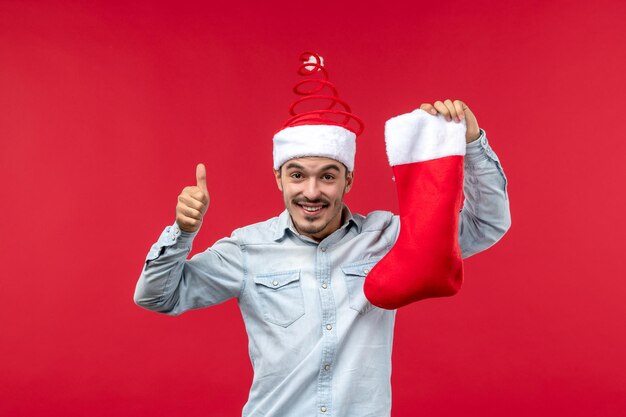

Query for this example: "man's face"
[274,157,353,242]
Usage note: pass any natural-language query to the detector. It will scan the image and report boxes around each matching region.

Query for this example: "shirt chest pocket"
[253,270,305,327]
[341,259,380,315]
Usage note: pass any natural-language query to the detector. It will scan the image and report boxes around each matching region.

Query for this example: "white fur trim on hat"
[384,108,466,166]
[273,124,357,171]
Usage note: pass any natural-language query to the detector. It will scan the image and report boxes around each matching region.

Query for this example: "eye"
[322,174,335,181]
[290,172,303,179]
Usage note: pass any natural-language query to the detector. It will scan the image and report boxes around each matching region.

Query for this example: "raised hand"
[420,99,481,143]
[175,163,210,233]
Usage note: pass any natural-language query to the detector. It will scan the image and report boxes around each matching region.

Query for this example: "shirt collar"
[273,205,361,242]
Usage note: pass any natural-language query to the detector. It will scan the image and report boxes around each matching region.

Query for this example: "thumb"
[461,104,480,142]
[196,163,208,195]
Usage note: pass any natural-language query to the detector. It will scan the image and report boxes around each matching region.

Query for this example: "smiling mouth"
[302,205,322,213]
[295,201,327,215]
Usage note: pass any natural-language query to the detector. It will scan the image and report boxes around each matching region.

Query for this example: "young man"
[134,55,510,417]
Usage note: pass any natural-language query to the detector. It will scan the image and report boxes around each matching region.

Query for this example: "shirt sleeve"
[459,128,511,258]
[134,222,244,316]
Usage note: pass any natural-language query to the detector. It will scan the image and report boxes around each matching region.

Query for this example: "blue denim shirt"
[134,130,510,417]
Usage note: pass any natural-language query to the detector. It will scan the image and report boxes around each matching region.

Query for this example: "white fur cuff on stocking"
[385,108,466,166]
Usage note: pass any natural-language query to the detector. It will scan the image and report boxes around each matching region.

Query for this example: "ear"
[274,169,283,192]
[345,171,354,193]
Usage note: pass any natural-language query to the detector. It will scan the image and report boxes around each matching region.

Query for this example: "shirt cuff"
[465,129,500,164]
[145,222,197,261]
[463,128,509,196]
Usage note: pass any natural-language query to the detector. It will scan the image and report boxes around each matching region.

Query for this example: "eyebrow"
[284,162,341,172]
[284,162,305,170]
[320,164,341,172]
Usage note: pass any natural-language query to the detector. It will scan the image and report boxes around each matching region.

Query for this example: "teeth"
[302,206,321,212]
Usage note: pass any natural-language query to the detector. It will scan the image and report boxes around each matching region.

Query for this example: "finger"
[443,99,458,122]
[193,189,209,205]
[181,186,209,205]
[185,186,209,204]
[178,204,203,220]
[420,103,437,115]
[453,100,466,121]
[176,214,202,233]
[461,102,476,122]
[459,102,480,142]
[433,101,451,120]
[196,163,208,195]
[179,193,208,213]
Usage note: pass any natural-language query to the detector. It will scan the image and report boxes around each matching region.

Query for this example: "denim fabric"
[134,129,510,417]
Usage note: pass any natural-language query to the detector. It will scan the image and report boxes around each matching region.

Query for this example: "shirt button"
[363,268,370,274]
[320,406,327,413]
[324,364,331,371]
[326,324,332,331]
[170,235,176,241]
[321,282,328,289]
[272,280,279,286]
[320,247,327,252]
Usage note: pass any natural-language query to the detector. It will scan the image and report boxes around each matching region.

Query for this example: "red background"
[2,1,625,416]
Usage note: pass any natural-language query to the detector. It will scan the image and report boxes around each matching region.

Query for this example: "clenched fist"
[176,163,210,233]
[419,99,481,143]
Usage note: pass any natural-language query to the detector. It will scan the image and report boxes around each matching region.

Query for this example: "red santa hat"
[272,52,364,171]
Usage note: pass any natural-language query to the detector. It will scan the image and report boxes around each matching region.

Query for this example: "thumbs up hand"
[175,163,211,233]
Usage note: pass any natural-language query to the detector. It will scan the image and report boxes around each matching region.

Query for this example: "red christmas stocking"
[364,109,466,309]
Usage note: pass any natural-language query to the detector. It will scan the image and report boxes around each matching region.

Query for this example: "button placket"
[316,243,336,416]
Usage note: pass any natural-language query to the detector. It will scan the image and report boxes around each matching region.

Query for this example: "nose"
[302,178,321,200]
